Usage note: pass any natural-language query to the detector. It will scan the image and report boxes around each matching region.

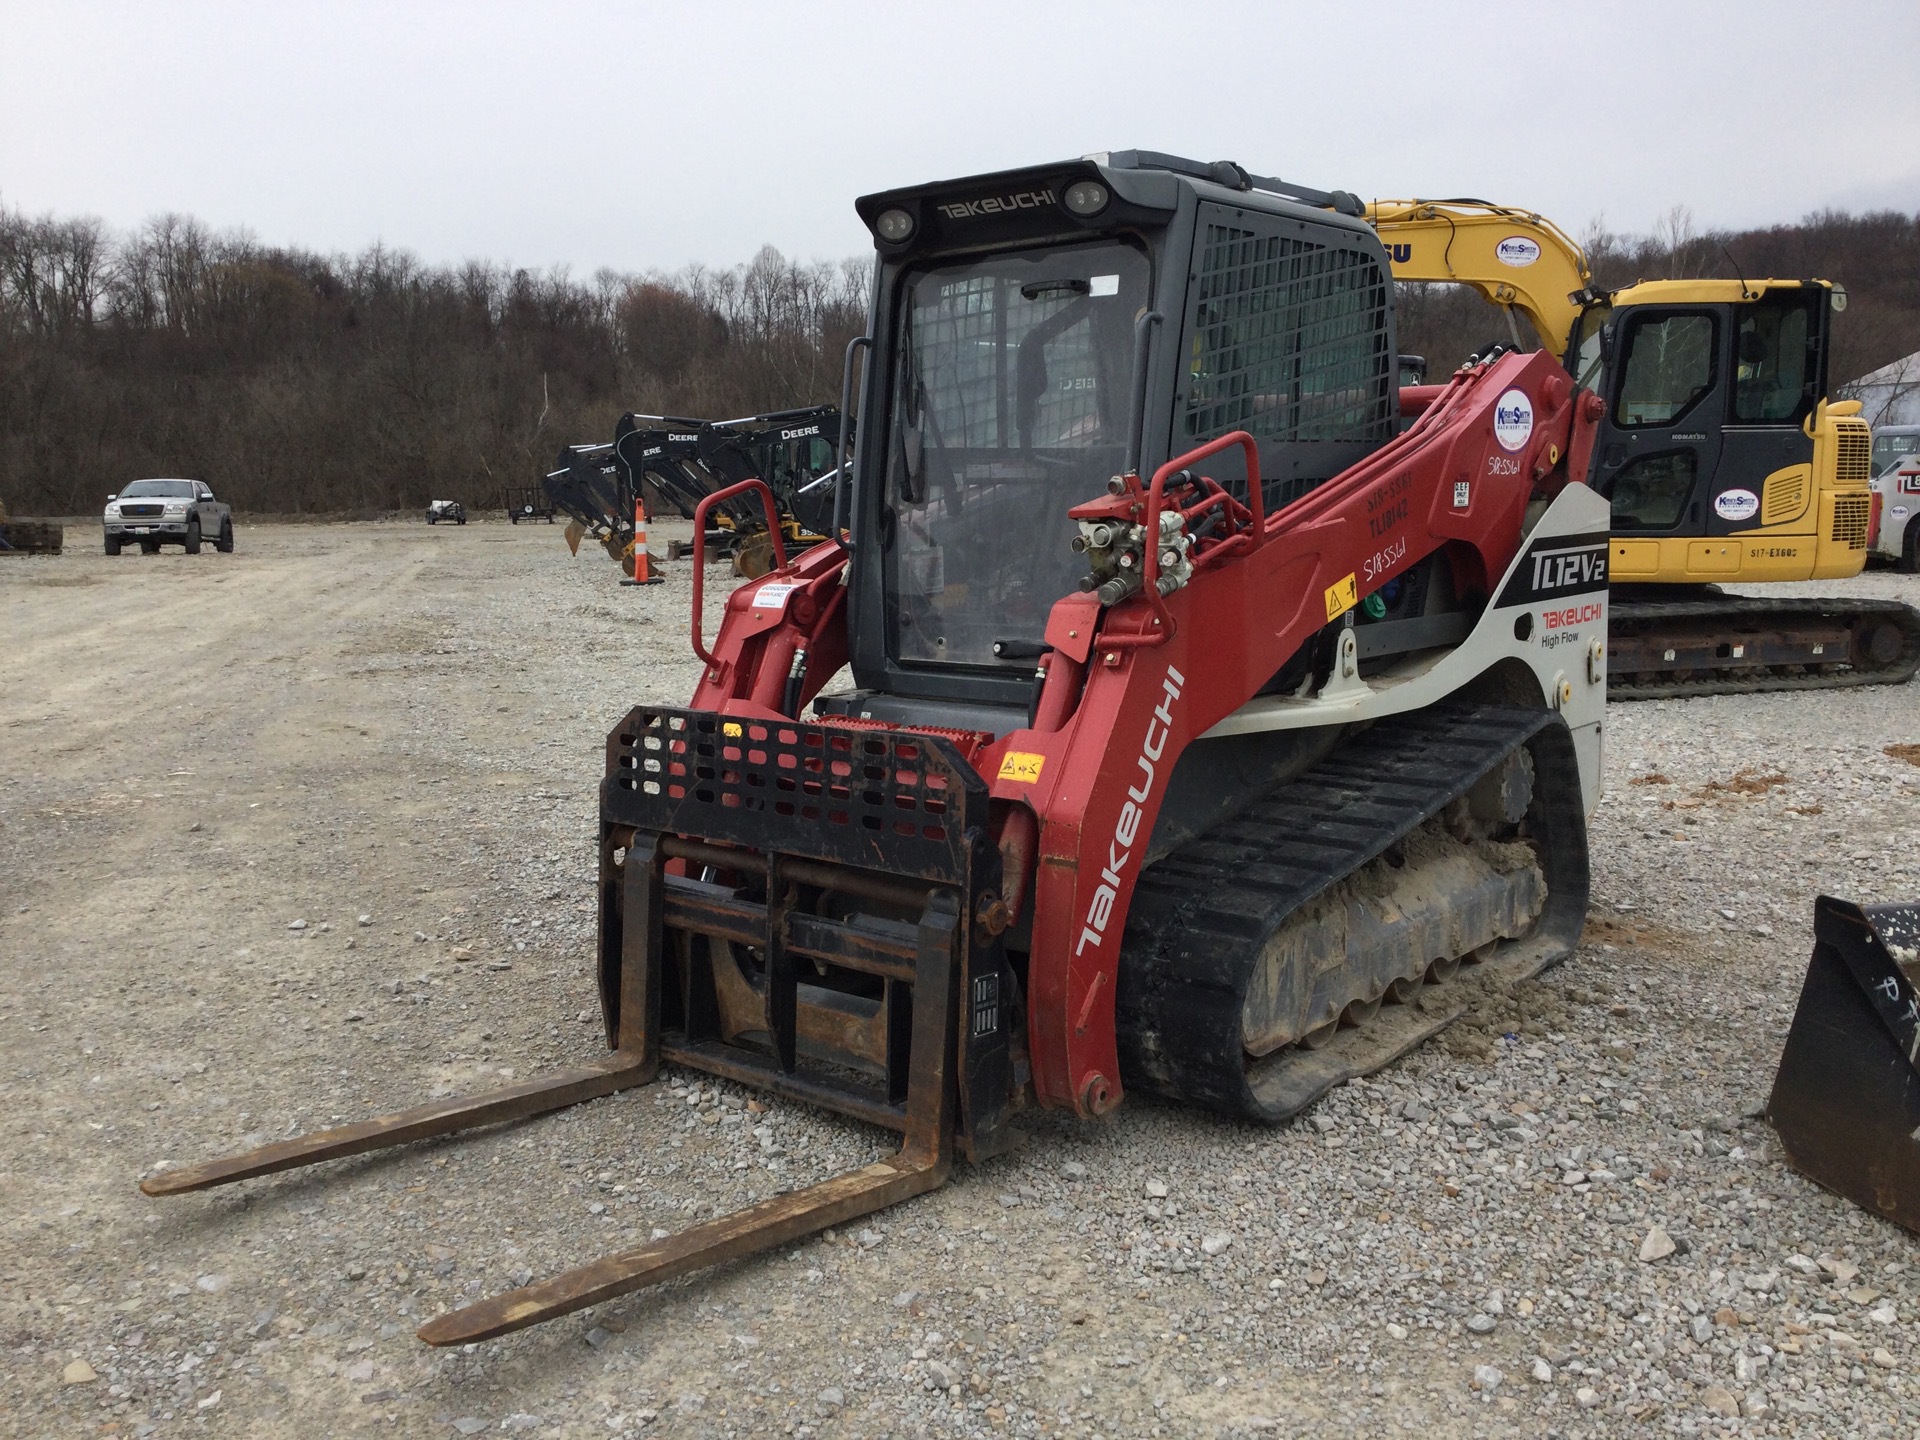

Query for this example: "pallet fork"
[1768,895,1920,1233]
[142,707,1013,1345]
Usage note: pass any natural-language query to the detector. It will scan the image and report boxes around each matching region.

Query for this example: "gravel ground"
[4,521,1920,1439]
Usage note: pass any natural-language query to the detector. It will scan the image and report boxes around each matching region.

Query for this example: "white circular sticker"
[1495,235,1542,268]
[1493,389,1534,452]
[1713,489,1760,522]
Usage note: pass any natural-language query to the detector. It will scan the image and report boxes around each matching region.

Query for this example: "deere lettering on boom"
[142,151,1609,1345]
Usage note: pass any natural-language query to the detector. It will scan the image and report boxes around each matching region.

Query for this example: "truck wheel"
[427,515,438,525]
[184,518,202,554]
[456,515,467,525]
[104,535,121,556]
[216,520,234,554]
[510,514,519,524]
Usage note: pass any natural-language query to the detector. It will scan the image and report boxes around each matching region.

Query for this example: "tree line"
[1393,203,1920,398]
[3,199,1917,517]
[0,207,869,515]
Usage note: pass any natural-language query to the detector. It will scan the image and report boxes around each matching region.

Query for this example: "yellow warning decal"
[997,751,1046,784]
[722,721,743,738]
[1323,572,1358,621]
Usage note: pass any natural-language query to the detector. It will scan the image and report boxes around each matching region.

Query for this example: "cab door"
[1589,306,1727,540]
[1714,287,1823,540]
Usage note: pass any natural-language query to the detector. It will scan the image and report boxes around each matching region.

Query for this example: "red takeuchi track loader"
[142,150,1611,1345]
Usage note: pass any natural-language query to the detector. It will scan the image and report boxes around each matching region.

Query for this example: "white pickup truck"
[104,479,234,555]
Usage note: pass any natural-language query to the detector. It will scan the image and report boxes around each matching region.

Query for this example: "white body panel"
[1204,483,1611,814]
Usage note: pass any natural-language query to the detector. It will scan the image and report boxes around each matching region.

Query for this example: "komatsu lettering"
[1076,666,1185,959]
[937,189,1057,221]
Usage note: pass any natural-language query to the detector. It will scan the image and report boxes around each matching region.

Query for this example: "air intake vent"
[1836,418,1871,486]
[1832,493,1871,550]
[1761,470,1808,525]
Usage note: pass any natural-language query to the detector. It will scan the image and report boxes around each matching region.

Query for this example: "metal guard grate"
[603,707,987,880]
[1835,418,1871,486]
[1831,493,1871,550]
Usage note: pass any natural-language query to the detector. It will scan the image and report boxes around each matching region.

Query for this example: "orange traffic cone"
[620,497,663,586]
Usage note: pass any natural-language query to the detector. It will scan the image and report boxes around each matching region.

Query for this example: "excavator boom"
[1364,199,1594,356]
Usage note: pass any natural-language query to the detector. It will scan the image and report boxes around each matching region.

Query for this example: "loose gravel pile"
[3,524,1920,1439]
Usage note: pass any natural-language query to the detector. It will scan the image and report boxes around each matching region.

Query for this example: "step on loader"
[141,150,1611,1346]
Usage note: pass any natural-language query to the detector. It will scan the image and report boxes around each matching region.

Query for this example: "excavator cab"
[1574,283,1850,569]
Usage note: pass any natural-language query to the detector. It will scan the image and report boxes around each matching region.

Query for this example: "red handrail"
[690,480,789,668]
[1107,430,1262,649]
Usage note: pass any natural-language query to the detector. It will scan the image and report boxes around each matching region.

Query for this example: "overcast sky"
[4,0,1917,277]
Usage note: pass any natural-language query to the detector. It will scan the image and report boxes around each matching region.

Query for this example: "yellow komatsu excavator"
[1364,199,1917,697]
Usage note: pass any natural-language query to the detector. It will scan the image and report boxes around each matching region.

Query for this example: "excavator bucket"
[730,529,777,579]
[1767,895,1920,1232]
[564,518,585,556]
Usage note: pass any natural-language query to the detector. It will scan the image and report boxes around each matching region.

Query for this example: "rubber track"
[1609,594,1920,701]
[1115,705,1589,1123]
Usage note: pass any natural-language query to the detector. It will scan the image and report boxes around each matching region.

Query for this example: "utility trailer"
[143,149,1610,1347]
[505,485,557,523]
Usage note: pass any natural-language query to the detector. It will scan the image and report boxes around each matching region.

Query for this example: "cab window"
[1608,451,1696,531]
[1614,313,1716,429]
[1732,294,1816,425]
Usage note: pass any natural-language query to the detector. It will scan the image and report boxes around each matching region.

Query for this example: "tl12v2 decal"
[1494,530,1610,608]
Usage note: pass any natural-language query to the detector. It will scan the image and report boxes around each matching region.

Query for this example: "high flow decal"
[1494,530,1611,608]
[752,581,802,609]
[1075,666,1185,960]
[937,189,1057,221]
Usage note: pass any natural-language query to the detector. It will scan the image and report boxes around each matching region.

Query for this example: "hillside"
[4,203,1916,516]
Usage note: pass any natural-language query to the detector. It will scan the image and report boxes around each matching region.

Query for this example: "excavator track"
[1608,592,1920,700]
[1116,705,1589,1123]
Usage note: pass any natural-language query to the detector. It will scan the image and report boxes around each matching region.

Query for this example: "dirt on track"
[6,522,1920,1440]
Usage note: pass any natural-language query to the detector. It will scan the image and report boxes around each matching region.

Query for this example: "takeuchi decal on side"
[1076,666,1185,959]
